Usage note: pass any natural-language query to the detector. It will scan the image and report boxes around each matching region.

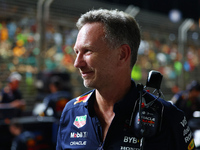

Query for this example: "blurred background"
[0,0,200,149]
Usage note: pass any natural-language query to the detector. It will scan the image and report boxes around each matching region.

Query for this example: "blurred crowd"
[0,17,200,81]
[0,17,78,73]
[132,31,200,81]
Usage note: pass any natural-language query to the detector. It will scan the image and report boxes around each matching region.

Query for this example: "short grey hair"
[76,9,141,68]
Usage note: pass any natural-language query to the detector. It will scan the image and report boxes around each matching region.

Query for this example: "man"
[172,80,200,121]
[0,72,25,118]
[42,75,72,118]
[56,9,195,150]
[9,122,36,150]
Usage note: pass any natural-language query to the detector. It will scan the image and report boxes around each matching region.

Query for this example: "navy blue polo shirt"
[1,89,22,103]
[56,81,195,150]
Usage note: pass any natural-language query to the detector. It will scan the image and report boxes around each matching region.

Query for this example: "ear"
[119,44,131,63]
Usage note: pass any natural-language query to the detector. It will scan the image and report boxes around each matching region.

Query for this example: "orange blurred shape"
[27,139,36,147]
[1,28,8,41]
[55,99,69,112]
[4,118,10,124]
[36,135,43,141]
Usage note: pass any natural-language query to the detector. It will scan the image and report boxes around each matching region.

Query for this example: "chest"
[60,111,171,150]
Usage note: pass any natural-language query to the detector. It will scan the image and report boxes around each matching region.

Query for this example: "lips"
[80,70,94,78]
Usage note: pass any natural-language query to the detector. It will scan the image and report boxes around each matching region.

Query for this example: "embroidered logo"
[188,139,195,150]
[74,92,92,105]
[73,115,87,128]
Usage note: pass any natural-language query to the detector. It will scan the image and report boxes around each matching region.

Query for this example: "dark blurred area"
[0,71,71,150]
[102,0,200,21]
[172,80,200,121]
[0,0,200,149]
[35,71,72,102]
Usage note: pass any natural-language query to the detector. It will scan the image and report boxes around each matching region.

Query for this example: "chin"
[83,83,92,88]
[83,80,95,88]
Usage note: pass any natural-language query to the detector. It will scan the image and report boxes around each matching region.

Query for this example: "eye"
[85,49,92,54]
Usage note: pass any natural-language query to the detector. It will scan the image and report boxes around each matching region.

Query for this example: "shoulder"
[56,91,72,97]
[157,96,186,128]
[43,94,52,103]
[60,90,93,118]
[44,91,72,101]
[66,90,92,108]
[13,89,22,96]
[144,92,185,120]
[171,91,186,104]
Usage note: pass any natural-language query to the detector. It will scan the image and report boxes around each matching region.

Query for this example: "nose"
[74,53,86,68]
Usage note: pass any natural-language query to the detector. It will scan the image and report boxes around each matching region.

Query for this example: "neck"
[94,77,131,141]
[95,77,131,108]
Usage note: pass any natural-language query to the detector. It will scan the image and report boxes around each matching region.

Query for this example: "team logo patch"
[73,115,87,128]
[188,139,195,150]
[74,92,92,105]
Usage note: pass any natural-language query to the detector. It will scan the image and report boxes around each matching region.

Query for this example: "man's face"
[74,23,119,89]
[10,80,20,90]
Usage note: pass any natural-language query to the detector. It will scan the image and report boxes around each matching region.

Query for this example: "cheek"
[88,50,118,70]
[85,55,101,68]
[98,58,117,75]
[104,55,118,69]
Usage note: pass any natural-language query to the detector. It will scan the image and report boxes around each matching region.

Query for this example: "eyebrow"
[74,44,96,52]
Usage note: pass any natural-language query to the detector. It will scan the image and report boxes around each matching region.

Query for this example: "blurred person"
[9,122,36,150]
[171,80,200,121]
[56,9,195,150]
[37,75,72,147]
[26,35,36,57]
[42,76,72,118]
[0,72,25,117]
[7,21,17,40]
[0,21,8,41]
[13,40,26,57]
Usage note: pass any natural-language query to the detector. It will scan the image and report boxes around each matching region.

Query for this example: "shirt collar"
[87,80,139,117]
[113,80,139,116]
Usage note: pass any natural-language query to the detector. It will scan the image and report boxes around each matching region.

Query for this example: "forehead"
[74,23,106,50]
[80,22,105,36]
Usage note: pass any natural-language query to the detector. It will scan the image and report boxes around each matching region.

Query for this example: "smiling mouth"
[80,71,93,78]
